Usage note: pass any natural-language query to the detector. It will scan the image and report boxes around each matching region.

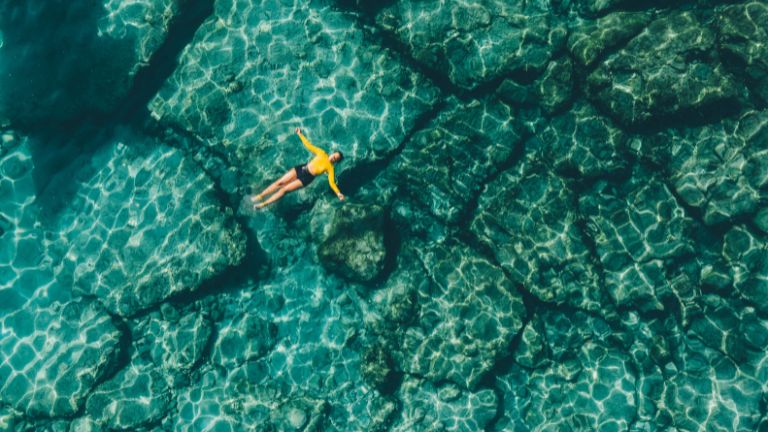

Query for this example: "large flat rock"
[396,241,526,390]
[0,300,122,418]
[578,168,695,312]
[52,142,246,316]
[376,0,565,90]
[389,97,525,224]
[471,163,608,312]
[642,111,768,225]
[149,0,440,199]
[587,12,742,127]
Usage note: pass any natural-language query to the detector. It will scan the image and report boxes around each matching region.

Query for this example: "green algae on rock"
[318,203,389,284]
[52,142,246,317]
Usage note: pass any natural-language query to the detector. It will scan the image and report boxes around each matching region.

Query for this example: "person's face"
[329,152,342,163]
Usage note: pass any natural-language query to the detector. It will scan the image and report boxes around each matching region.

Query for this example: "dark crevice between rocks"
[339,100,446,198]
[21,0,214,212]
[117,0,215,127]
[72,295,134,419]
[349,15,533,102]
[476,315,531,432]
[150,123,269,266]
[716,49,768,112]
[457,129,530,231]
[333,0,397,16]
[592,91,744,134]
[192,318,219,376]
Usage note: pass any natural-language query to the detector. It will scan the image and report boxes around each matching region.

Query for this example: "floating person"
[251,128,345,209]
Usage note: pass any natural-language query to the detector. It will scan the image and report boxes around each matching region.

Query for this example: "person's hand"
[337,193,345,201]
[295,127,301,135]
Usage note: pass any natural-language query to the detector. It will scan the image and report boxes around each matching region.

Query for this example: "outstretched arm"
[327,165,344,200]
[295,128,325,157]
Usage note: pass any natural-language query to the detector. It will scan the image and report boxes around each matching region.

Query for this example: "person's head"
[329,151,344,164]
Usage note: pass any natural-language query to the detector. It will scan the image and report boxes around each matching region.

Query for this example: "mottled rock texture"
[472,164,607,312]
[0,300,122,418]
[53,142,246,316]
[149,0,440,204]
[318,203,389,283]
[587,12,742,127]
[4,0,768,430]
[391,97,525,224]
[376,0,564,90]
[394,241,525,390]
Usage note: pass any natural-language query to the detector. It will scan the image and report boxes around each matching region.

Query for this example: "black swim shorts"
[294,163,316,186]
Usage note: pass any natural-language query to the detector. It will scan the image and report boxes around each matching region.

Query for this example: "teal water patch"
[50,142,245,317]
[4,0,768,430]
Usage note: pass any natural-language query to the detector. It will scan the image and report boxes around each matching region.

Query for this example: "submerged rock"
[0,134,65,311]
[211,312,277,369]
[0,299,122,418]
[657,336,764,431]
[717,1,768,105]
[376,0,564,90]
[649,111,768,225]
[317,204,389,283]
[472,164,607,312]
[568,11,653,67]
[396,240,525,390]
[497,57,575,114]
[391,377,498,432]
[524,341,637,430]
[526,101,629,179]
[85,360,172,431]
[391,97,525,224]
[722,226,768,314]
[579,168,695,312]
[0,0,181,127]
[587,12,742,127]
[53,142,246,316]
[149,0,439,202]
[137,310,213,381]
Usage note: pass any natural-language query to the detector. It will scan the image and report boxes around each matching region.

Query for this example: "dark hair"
[335,151,344,162]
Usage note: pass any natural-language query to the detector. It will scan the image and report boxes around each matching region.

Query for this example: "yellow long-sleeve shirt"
[298,131,341,195]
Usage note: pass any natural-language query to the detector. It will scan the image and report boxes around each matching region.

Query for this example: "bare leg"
[256,179,304,208]
[253,169,297,202]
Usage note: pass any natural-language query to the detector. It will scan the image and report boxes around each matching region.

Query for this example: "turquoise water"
[1,0,768,430]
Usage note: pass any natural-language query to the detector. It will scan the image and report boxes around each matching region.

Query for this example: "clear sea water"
[1,0,767,431]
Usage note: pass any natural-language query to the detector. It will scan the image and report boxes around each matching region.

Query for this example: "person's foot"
[254,201,266,210]
[251,193,264,203]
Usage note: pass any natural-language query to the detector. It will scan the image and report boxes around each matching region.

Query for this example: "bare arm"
[295,128,326,157]
[327,165,344,200]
